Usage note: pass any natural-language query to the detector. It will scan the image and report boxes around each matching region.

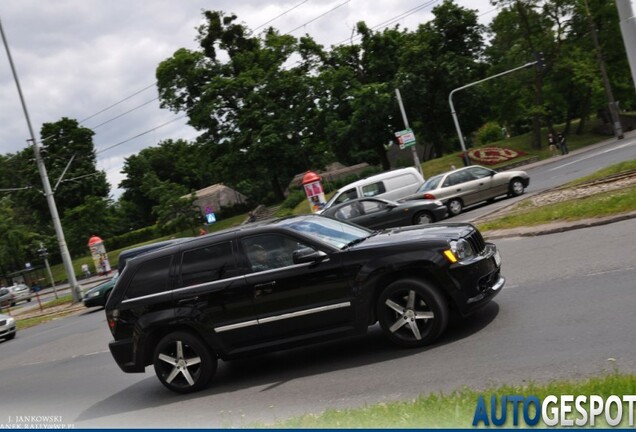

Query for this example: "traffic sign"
[395,128,417,149]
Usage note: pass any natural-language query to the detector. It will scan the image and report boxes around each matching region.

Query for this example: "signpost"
[395,128,417,149]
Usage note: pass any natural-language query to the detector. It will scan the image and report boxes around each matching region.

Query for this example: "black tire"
[447,199,463,216]
[412,211,433,225]
[508,178,525,197]
[153,331,216,394]
[6,332,16,340]
[376,279,449,348]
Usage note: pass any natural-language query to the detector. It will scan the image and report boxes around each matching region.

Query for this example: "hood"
[351,223,475,249]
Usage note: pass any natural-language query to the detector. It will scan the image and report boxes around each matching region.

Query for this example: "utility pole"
[616,0,636,96]
[394,88,423,177]
[584,0,624,139]
[1,18,82,302]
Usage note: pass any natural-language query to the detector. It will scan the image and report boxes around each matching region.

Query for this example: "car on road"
[8,284,33,306]
[83,274,118,308]
[321,197,447,229]
[402,165,530,216]
[321,167,424,211]
[0,313,16,340]
[0,288,12,309]
[106,214,504,394]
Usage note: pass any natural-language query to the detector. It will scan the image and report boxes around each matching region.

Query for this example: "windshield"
[418,174,443,192]
[277,215,370,249]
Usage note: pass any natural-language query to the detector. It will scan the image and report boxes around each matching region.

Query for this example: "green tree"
[156,11,324,202]
[141,174,201,235]
[62,196,115,256]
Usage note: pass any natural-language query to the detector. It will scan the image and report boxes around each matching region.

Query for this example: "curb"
[483,211,636,240]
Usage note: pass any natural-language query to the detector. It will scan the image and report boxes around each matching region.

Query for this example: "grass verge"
[477,185,636,232]
[271,372,635,428]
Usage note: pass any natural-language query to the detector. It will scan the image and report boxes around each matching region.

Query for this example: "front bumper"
[447,243,505,316]
[0,324,16,339]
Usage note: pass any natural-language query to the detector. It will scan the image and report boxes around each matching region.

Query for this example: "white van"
[323,167,424,210]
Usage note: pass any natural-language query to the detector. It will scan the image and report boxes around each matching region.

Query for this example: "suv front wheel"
[153,331,217,394]
[377,279,449,348]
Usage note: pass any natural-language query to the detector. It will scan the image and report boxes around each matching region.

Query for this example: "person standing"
[557,132,569,155]
[547,133,558,157]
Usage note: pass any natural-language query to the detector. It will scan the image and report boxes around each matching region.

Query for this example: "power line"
[96,114,188,156]
[253,0,311,33]
[286,0,351,34]
[333,0,440,46]
[88,97,159,130]
[78,82,157,124]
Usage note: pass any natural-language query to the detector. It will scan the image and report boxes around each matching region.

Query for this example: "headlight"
[434,200,444,206]
[7,317,15,325]
[88,291,101,298]
[444,239,475,263]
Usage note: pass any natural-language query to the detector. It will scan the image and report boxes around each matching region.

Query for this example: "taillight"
[423,193,436,199]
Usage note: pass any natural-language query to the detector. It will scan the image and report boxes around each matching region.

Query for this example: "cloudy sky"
[0,0,494,198]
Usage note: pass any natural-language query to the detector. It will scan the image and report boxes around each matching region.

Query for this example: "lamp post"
[449,61,537,166]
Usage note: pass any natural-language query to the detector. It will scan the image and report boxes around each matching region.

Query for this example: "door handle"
[255,281,276,288]
[178,296,199,305]
[456,188,462,192]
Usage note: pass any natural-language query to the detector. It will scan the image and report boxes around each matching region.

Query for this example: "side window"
[242,234,311,273]
[362,181,386,197]
[335,203,354,220]
[335,188,357,205]
[361,200,385,214]
[179,242,235,287]
[443,173,461,187]
[125,255,172,299]
[469,167,493,179]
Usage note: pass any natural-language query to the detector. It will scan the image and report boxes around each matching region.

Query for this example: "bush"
[477,122,504,145]
[281,190,307,209]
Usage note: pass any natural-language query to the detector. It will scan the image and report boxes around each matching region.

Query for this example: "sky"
[0,0,495,199]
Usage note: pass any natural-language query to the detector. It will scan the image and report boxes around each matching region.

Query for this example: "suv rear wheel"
[377,279,448,347]
[153,331,216,394]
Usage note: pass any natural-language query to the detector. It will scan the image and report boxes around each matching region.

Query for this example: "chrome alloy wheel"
[157,340,201,387]
[153,331,216,393]
[384,290,434,341]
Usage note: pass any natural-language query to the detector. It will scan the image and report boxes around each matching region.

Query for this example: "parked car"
[83,273,118,308]
[322,167,424,211]
[0,288,12,309]
[8,284,33,306]
[106,214,504,394]
[83,238,192,309]
[322,197,447,229]
[0,313,16,340]
[402,165,530,216]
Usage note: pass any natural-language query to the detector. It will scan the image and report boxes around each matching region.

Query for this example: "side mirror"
[292,248,327,264]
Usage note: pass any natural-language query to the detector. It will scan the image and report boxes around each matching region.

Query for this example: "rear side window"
[334,188,358,205]
[362,181,386,197]
[126,255,173,299]
[179,242,235,287]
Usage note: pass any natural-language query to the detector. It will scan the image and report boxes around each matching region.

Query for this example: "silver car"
[403,165,530,216]
[0,313,16,340]
[8,284,32,306]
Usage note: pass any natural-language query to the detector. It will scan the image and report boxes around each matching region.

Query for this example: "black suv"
[106,215,504,393]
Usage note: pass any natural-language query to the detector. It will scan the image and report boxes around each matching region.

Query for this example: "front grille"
[466,229,486,254]
[0,319,6,326]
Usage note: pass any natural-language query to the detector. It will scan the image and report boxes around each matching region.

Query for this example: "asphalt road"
[0,218,635,428]
[453,131,636,223]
